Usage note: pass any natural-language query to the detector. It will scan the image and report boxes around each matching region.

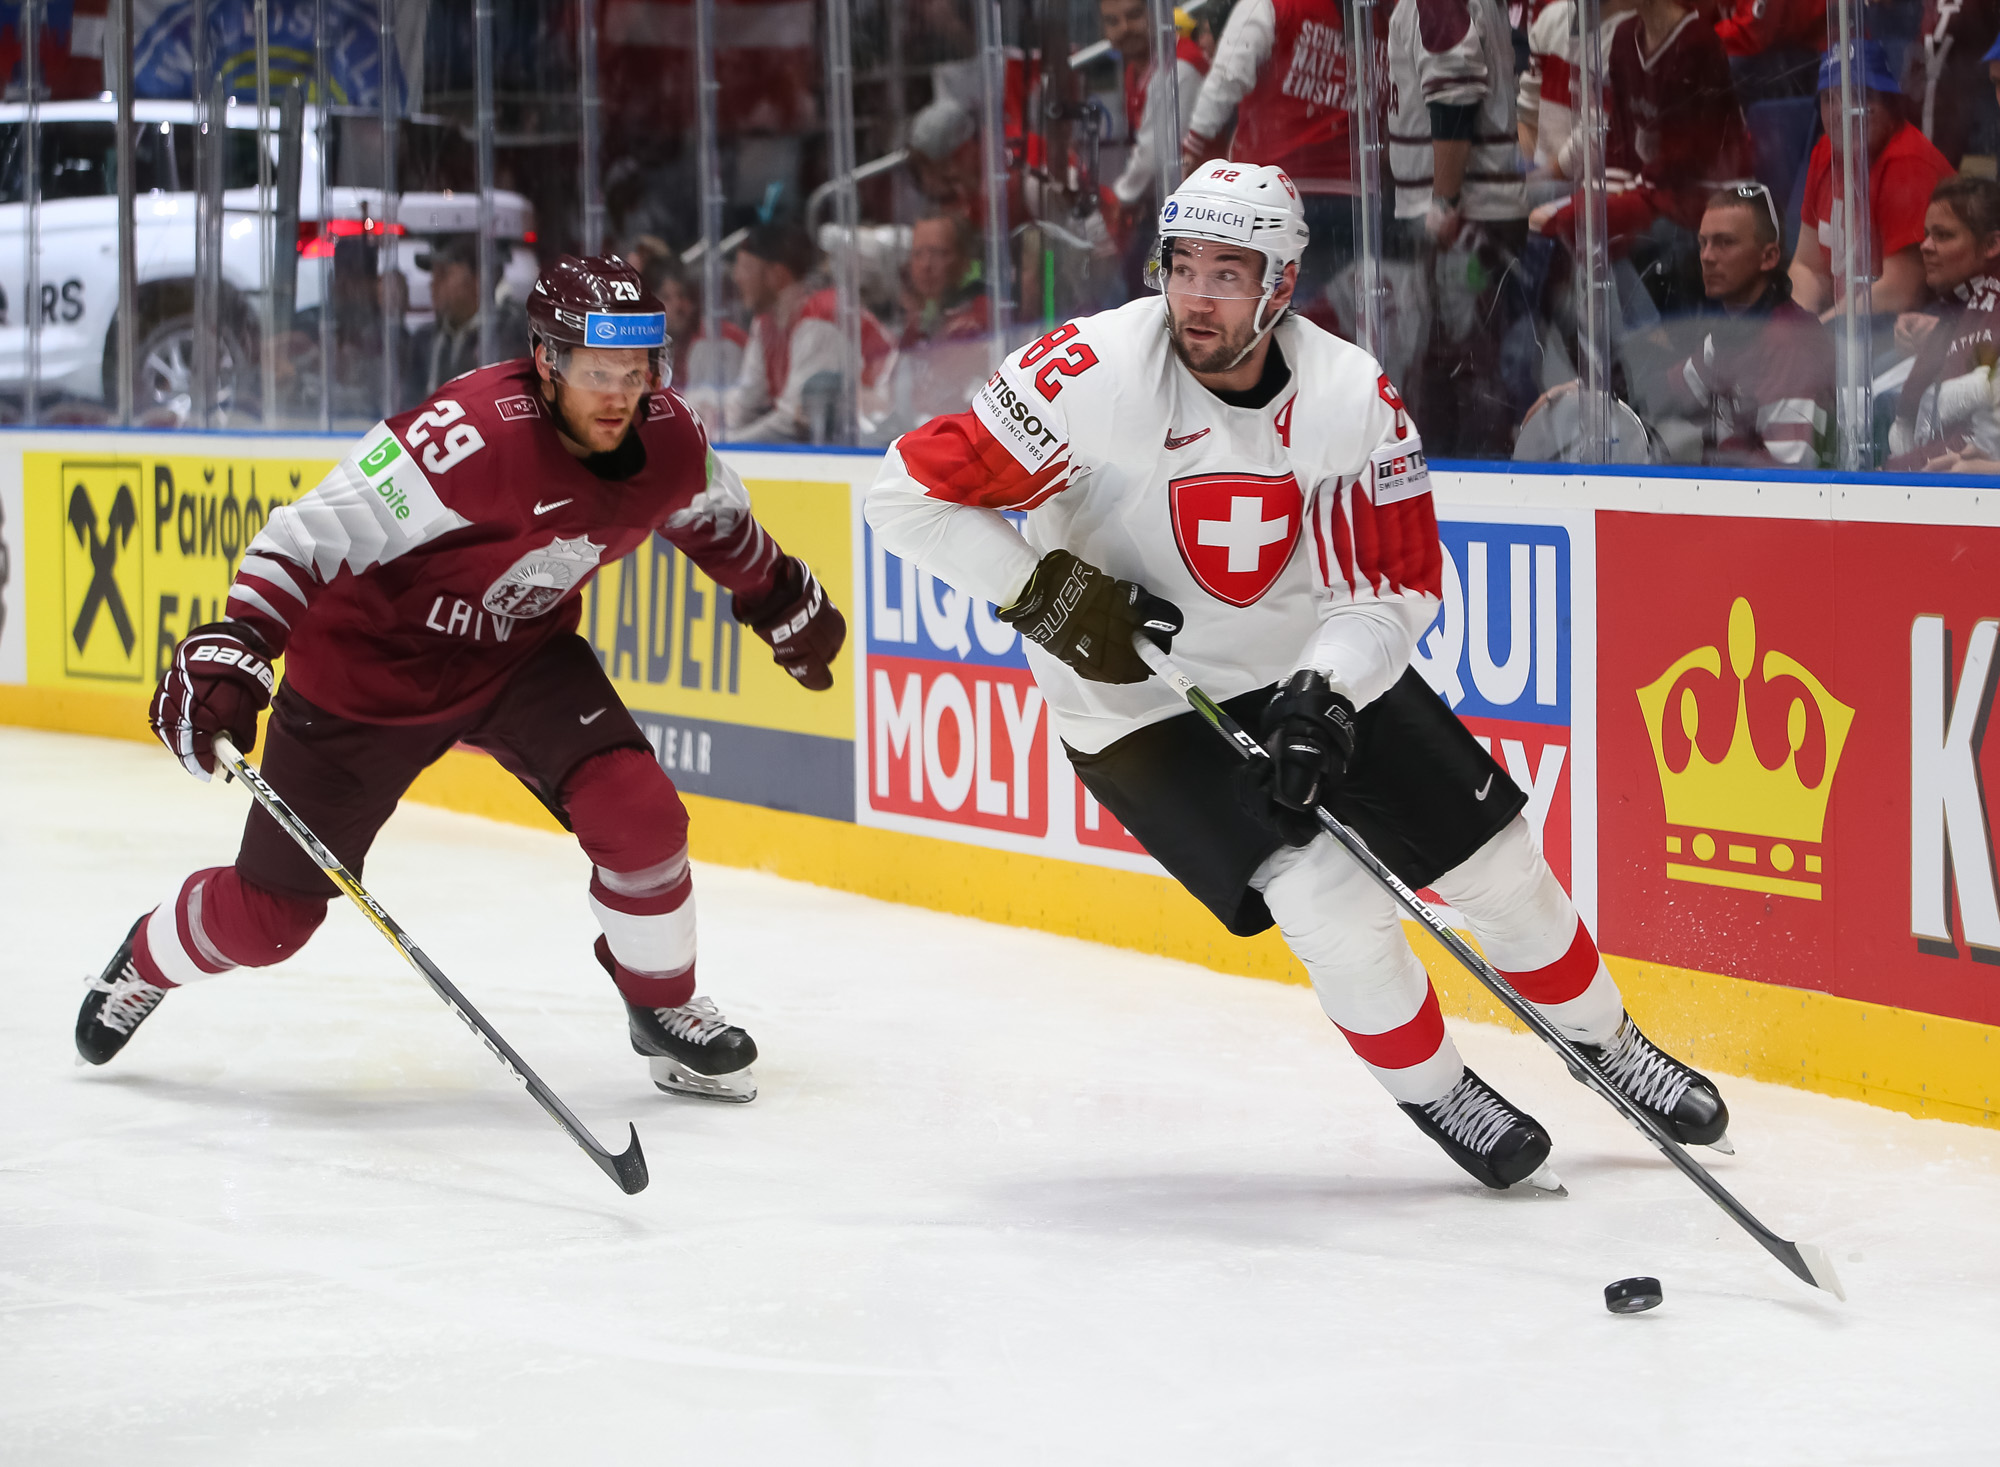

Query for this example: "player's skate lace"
[650,996,735,1046]
[1590,1018,1692,1114]
[87,964,165,1035]
[1421,1073,1517,1156]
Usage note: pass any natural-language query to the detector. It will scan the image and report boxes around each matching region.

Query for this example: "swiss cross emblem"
[1169,471,1303,608]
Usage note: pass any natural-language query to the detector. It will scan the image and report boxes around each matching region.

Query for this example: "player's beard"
[549,379,639,455]
[1166,300,1259,376]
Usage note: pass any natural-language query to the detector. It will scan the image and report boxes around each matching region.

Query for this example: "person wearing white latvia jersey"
[868,161,1731,1190]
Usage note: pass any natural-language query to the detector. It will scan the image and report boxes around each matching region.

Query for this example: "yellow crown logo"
[1635,597,1854,901]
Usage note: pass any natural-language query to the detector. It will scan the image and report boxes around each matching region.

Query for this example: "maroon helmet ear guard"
[528,254,672,386]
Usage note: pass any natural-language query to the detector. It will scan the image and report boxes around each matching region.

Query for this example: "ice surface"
[3,726,1995,1466]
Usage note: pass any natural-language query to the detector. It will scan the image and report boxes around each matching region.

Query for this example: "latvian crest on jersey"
[1169,471,1303,608]
[481,534,606,618]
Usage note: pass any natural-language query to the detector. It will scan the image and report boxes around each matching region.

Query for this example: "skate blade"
[1519,1162,1567,1197]
[1705,1132,1736,1155]
[648,1055,756,1104]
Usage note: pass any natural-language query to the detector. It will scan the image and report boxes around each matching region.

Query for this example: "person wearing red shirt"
[1529,0,1752,288]
[77,256,848,1106]
[1789,41,1953,320]
[723,223,896,443]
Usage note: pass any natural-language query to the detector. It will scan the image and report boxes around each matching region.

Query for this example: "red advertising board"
[1599,513,2000,1028]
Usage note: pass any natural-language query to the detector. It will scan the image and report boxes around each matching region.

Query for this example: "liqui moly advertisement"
[855,496,1595,907]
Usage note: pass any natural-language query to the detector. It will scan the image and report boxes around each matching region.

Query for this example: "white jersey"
[865,296,1442,755]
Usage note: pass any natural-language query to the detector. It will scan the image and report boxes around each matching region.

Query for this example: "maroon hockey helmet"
[527,254,672,386]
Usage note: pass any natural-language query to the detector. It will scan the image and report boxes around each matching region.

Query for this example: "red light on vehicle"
[523,231,537,244]
[297,218,409,254]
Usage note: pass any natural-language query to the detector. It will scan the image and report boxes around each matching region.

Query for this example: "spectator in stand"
[898,211,990,348]
[1789,41,1954,320]
[657,264,746,428]
[1181,0,1356,318]
[1714,0,1825,103]
[1528,0,1751,312]
[1387,0,1532,454]
[1518,0,1634,187]
[1887,176,2000,469]
[620,234,678,296]
[1914,0,2000,167]
[723,222,896,444]
[1106,0,1210,232]
[406,234,532,403]
[1653,184,1832,465]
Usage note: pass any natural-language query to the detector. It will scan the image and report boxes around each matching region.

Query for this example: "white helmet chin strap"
[1222,288,1282,371]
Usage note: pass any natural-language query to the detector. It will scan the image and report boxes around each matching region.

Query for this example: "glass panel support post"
[693,0,725,398]
[1831,0,1873,470]
[579,0,604,255]
[23,0,39,426]
[313,0,332,428]
[973,0,1010,368]
[821,0,863,443]
[1145,0,1181,201]
[378,0,401,417]
[1347,0,1385,359]
[474,0,498,375]
[114,0,137,425]
[256,0,278,422]
[1574,0,1614,461]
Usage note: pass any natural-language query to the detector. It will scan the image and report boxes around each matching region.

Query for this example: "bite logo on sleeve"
[1168,471,1302,608]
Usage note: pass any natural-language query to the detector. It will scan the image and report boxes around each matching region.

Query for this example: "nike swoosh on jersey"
[1474,774,1494,800]
[1164,428,1211,450]
[534,497,575,515]
[579,708,606,725]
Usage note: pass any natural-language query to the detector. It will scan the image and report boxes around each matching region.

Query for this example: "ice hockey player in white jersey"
[867,161,1731,1190]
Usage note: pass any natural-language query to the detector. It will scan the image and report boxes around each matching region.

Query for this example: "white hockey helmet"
[1147,160,1310,295]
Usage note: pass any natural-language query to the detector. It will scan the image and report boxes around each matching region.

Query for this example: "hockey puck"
[1604,1277,1663,1314]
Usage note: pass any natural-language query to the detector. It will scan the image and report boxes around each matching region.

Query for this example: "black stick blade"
[596,1124,649,1194]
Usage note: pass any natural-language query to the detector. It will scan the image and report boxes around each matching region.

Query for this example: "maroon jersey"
[226,360,785,724]
[1603,12,1750,233]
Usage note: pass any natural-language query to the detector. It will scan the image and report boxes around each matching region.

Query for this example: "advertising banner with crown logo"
[1599,513,2000,1031]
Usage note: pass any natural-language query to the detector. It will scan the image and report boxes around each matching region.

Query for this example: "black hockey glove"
[1245,670,1356,847]
[998,549,1183,685]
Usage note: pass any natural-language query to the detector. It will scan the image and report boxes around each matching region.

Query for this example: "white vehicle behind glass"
[0,99,539,425]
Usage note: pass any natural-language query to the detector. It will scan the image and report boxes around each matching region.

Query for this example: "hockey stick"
[1131,638,1844,1300]
[212,735,650,1196]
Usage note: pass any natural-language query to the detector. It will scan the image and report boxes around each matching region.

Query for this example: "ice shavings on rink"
[1,726,1994,1466]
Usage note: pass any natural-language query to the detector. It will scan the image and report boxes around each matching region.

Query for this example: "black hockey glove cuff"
[1243,670,1356,847]
[998,549,1183,685]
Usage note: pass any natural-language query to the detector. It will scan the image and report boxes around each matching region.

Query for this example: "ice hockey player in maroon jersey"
[76,255,847,1104]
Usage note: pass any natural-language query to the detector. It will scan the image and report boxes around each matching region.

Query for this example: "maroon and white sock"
[589,851,697,1010]
[129,867,330,989]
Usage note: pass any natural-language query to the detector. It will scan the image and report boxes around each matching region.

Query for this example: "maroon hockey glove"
[149,621,277,780]
[999,549,1184,685]
[1244,670,1356,847]
[735,556,847,691]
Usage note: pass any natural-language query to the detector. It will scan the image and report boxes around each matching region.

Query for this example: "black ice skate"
[595,937,758,1103]
[1400,1068,1561,1192]
[1573,1013,1731,1150]
[76,918,168,1066]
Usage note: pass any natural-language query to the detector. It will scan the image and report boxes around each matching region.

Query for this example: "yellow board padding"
[5,691,1993,1132]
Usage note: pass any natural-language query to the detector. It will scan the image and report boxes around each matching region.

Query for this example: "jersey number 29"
[1019,323,1099,402]
[405,399,488,474]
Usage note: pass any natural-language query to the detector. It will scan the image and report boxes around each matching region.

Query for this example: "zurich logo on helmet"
[1162,201,1179,222]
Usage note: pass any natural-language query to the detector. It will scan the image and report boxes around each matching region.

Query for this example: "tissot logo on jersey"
[1370,443,1430,505]
[1169,472,1303,608]
[971,372,1062,471]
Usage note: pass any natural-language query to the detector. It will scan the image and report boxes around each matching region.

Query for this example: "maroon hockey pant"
[133,635,700,1008]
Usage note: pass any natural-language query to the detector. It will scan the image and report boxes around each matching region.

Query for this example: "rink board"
[2,431,1997,1128]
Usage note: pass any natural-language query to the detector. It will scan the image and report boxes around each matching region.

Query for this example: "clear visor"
[544,342,668,394]
[1148,237,1269,300]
